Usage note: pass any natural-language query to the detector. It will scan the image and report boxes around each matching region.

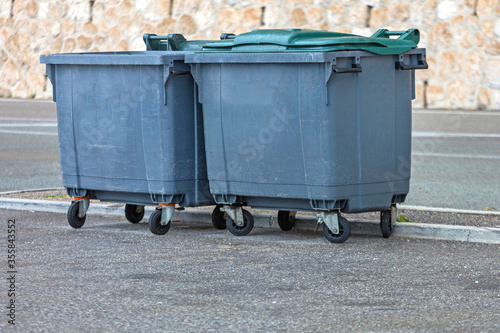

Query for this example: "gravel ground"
[2,190,500,228]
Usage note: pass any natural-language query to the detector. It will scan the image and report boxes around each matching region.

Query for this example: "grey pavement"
[1,209,499,332]
[1,99,499,212]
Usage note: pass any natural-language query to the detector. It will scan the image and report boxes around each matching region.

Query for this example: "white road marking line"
[413,131,500,138]
[0,123,57,127]
[0,117,57,122]
[413,109,500,116]
[0,187,65,195]
[0,129,57,136]
[412,152,500,160]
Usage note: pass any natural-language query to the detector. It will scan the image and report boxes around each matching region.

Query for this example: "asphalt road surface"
[410,110,500,211]
[0,99,60,191]
[0,99,499,211]
[0,209,499,332]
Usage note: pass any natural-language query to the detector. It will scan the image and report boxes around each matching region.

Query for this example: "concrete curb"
[398,204,500,216]
[1,198,499,245]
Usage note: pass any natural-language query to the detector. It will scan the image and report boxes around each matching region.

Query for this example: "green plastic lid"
[200,28,421,55]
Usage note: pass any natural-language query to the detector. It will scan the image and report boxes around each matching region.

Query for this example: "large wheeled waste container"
[186,28,428,243]
[40,34,226,235]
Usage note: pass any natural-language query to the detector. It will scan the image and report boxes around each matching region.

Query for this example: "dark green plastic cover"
[200,28,421,55]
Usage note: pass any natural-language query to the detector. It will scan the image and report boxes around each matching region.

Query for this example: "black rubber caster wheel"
[226,209,254,236]
[211,205,227,230]
[125,204,145,223]
[277,210,296,231]
[67,201,86,229]
[323,215,350,244]
[148,209,171,235]
[380,210,392,238]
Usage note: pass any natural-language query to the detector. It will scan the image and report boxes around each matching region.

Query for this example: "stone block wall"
[0,0,499,109]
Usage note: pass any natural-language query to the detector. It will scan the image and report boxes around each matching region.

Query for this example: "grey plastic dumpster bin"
[186,28,428,243]
[40,35,222,235]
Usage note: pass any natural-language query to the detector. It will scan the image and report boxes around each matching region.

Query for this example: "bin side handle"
[396,53,428,70]
[332,57,362,74]
[163,64,191,105]
[325,57,362,105]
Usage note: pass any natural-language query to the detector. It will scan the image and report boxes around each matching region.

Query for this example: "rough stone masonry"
[0,0,499,110]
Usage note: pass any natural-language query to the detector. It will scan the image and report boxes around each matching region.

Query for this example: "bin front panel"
[195,53,413,212]
[207,63,306,185]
